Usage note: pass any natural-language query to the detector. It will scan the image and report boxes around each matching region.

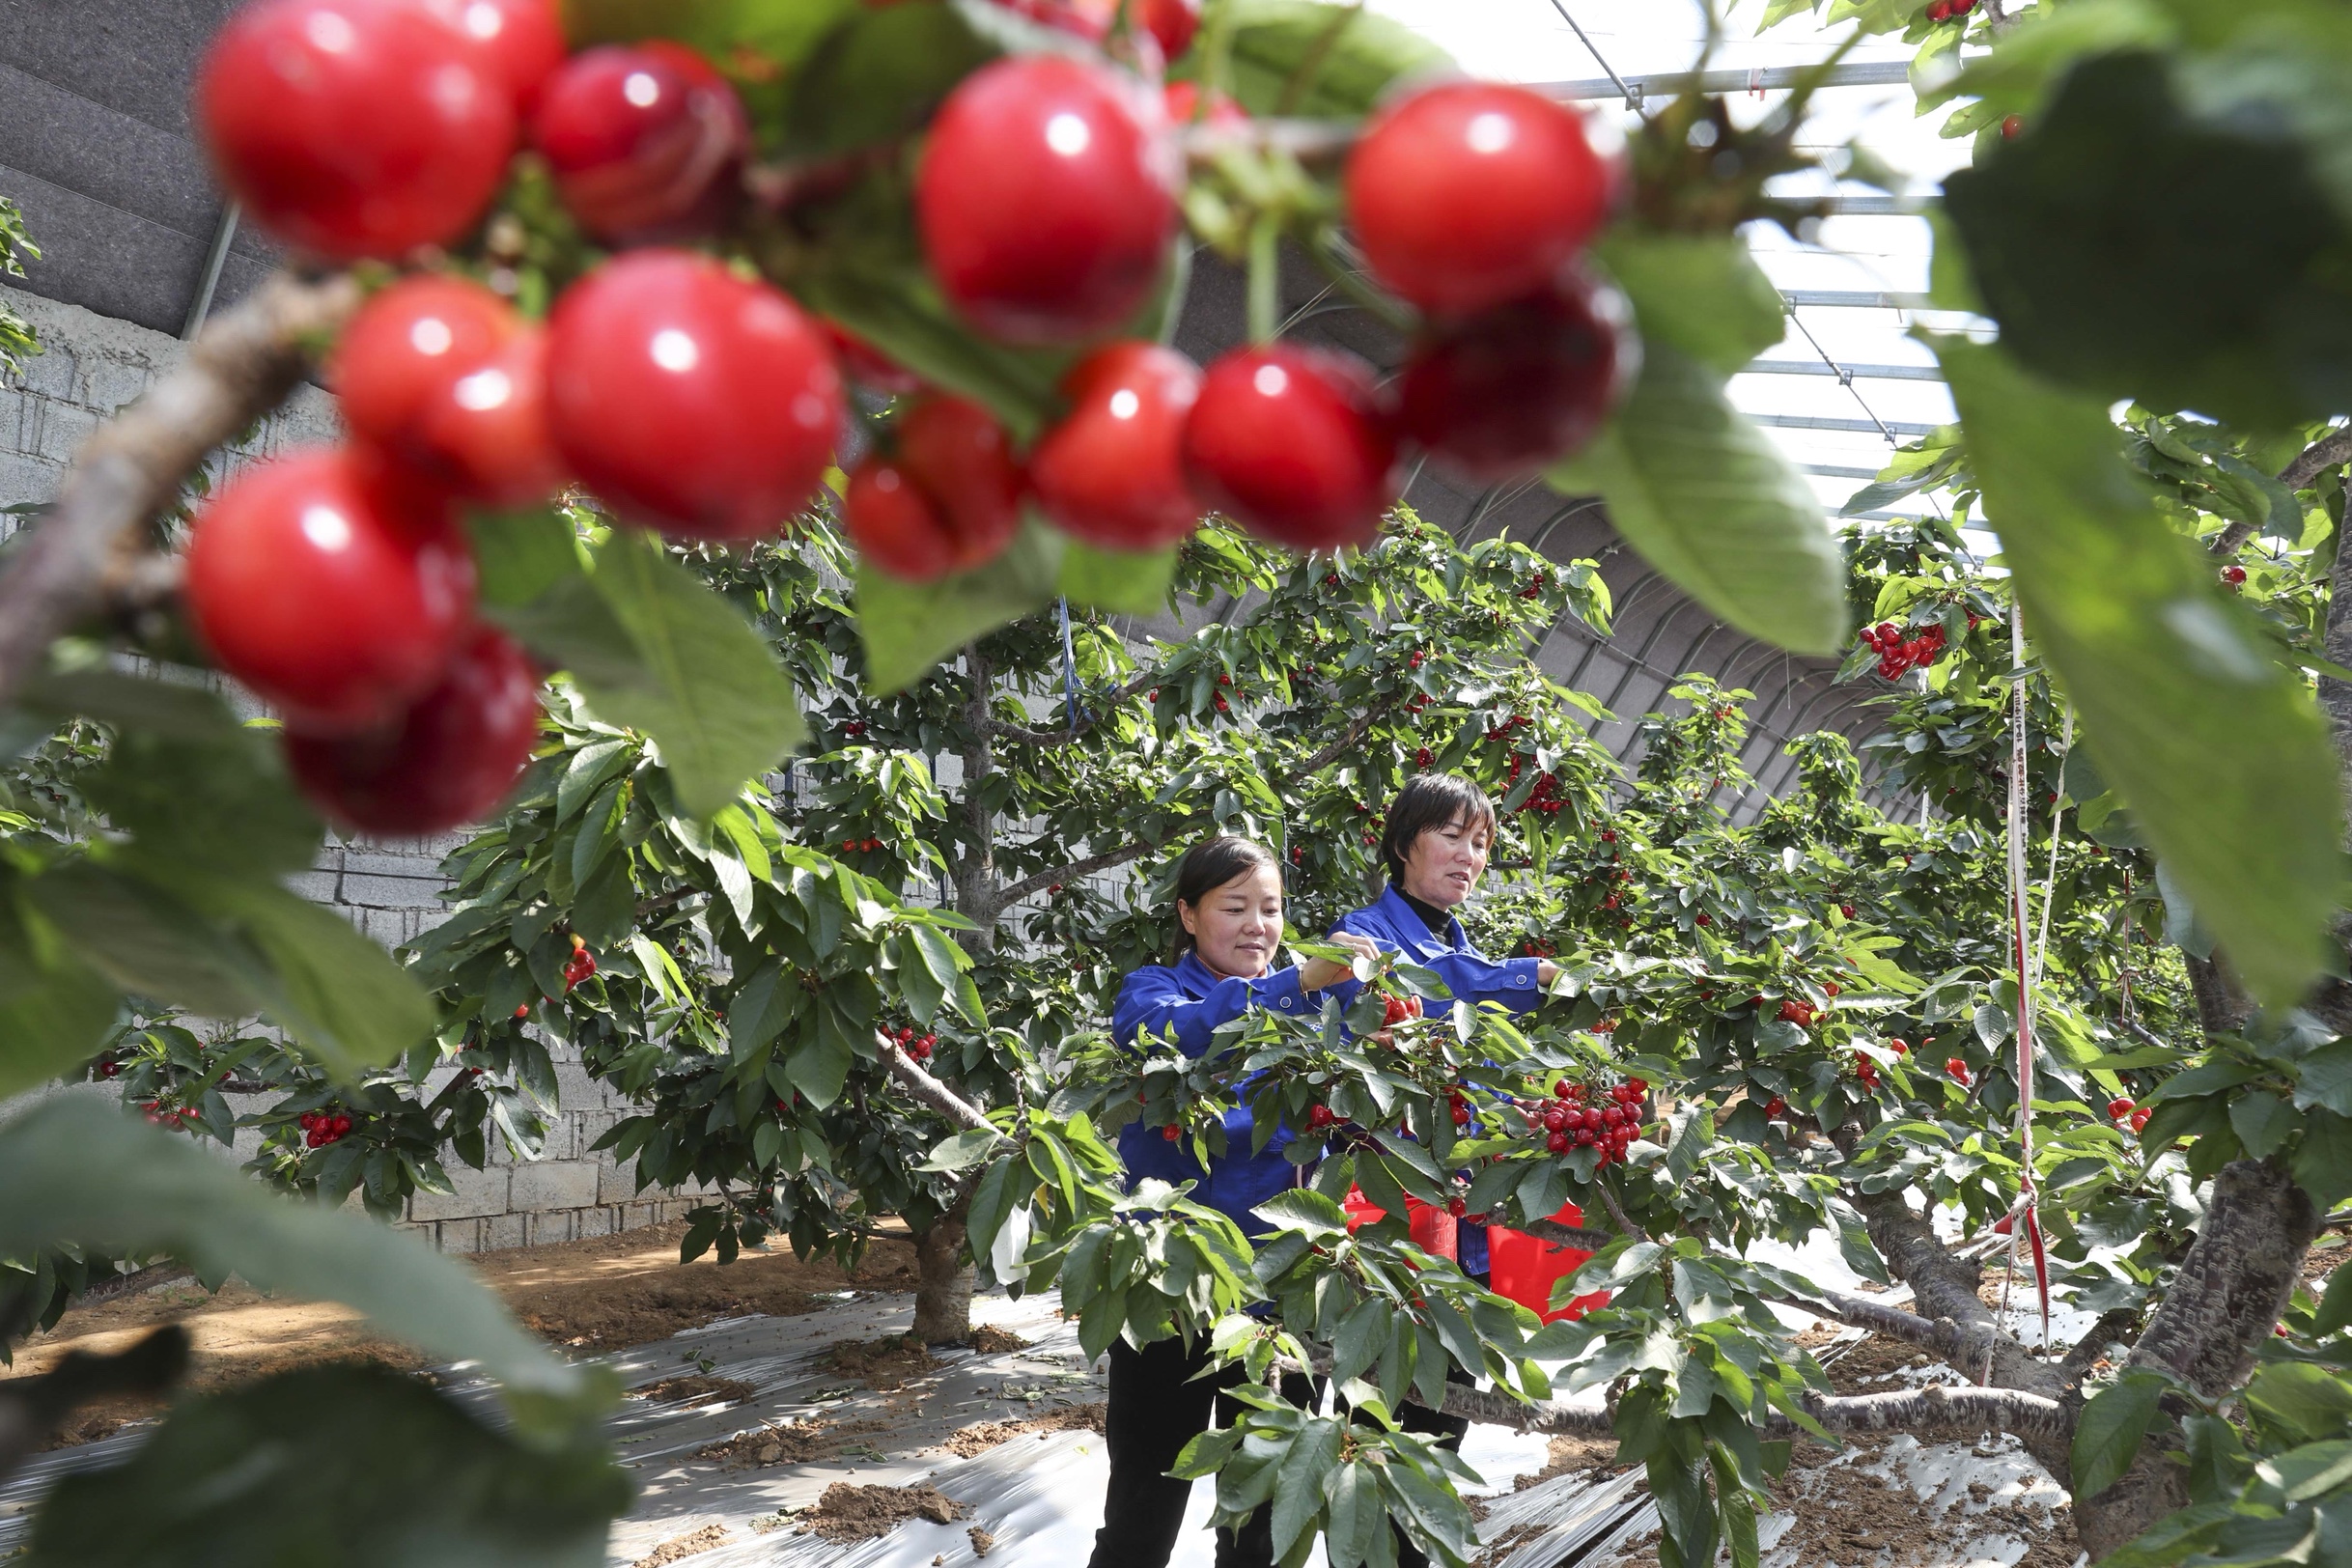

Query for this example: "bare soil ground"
[795,1481,967,1542]
[4,1219,920,1446]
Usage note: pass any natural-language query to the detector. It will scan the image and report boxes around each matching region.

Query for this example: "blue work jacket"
[1110,951,1316,1237]
[1329,885,1548,1274]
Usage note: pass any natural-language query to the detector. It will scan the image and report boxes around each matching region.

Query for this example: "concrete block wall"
[0,282,710,1255]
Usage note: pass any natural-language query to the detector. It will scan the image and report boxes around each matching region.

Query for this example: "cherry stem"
[1246,212,1281,346]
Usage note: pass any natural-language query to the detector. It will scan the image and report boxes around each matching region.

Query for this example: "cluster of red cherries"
[838,836,884,854]
[139,1100,196,1131]
[1860,621,1948,681]
[2108,1095,2151,1134]
[297,1109,355,1148]
[185,0,1633,745]
[1518,1078,1648,1164]
[1923,0,1977,19]
[888,1024,938,1064]
[561,935,598,991]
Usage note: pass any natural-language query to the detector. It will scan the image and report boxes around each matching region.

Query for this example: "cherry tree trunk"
[910,1217,975,1345]
[2072,1158,2317,1556]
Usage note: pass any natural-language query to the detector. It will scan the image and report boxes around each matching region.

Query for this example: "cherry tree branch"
[875,1033,1000,1136]
[1852,1188,2059,1395]
[976,671,1160,748]
[994,840,1159,910]
[0,271,358,709]
[1421,1375,2069,1443]
[2208,426,2352,556]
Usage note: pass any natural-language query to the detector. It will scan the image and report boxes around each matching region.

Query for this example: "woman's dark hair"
[1379,773,1498,884]
[1168,834,1279,962]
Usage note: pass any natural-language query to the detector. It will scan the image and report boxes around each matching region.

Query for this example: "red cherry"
[1138,0,1201,59]
[529,42,748,242]
[424,0,566,113]
[822,322,925,396]
[1763,1097,1786,1118]
[514,1003,530,1018]
[333,276,515,448]
[846,462,952,580]
[1446,1196,1468,1218]
[332,1115,352,1134]
[917,54,1177,344]
[417,326,568,508]
[285,626,540,835]
[1394,273,1633,480]
[1546,1131,1570,1154]
[1031,342,1204,549]
[547,250,843,538]
[2129,1107,2150,1133]
[1305,1104,1333,1129]
[1382,994,1411,1026]
[2108,1097,2135,1120]
[848,397,1024,581]
[1162,1124,1182,1141]
[2001,114,2024,139]
[1183,346,1398,550]
[1162,79,1248,129]
[1345,82,1611,317]
[184,448,475,734]
[196,0,515,260]
[2220,564,2247,585]
[1543,1107,1568,1132]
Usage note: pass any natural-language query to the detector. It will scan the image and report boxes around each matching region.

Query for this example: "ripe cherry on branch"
[1182,345,1399,550]
[423,0,565,114]
[1029,342,1205,549]
[1394,271,1635,481]
[1344,81,1613,317]
[546,249,843,539]
[198,0,517,259]
[331,274,564,508]
[183,446,477,734]
[284,625,541,835]
[844,396,1024,582]
[529,42,749,243]
[916,53,1178,344]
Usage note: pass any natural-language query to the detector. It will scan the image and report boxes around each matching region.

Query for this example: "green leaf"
[856,518,1065,692]
[1252,1187,1353,1240]
[778,0,994,158]
[2231,1090,2298,1158]
[1937,337,2342,1004]
[1546,346,1846,657]
[2073,1368,2170,1496]
[92,727,323,883]
[564,0,858,70]
[787,1027,854,1109]
[497,530,805,819]
[1594,229,1787,377]
[194,880,434,1074]
[467,506,586,608]
[28,860,264,1020]
[0,1099,600,1425]
[1269,1416,1342,1561]
[1217,0,1453,119]
[0,923,120,1099]
[1058,537,1179,616]
[2295,1110,2352,1214]
[916,1127,1003,1173]
[1942,48,2352,429]
[26,1363,629,1568]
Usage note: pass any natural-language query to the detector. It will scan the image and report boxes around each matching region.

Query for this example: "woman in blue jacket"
[1328,773,1565,1567]
[1089,833,1374,1568]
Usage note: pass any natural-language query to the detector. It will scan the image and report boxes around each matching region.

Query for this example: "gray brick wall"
[0,282,710,1255]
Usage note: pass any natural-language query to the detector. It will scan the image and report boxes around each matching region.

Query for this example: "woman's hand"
[1537,959,1560,986]
[1300,932,1382,991]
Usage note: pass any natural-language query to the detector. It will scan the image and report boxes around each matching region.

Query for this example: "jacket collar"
[1376,885,1468,958]
[1173,948,1273,993]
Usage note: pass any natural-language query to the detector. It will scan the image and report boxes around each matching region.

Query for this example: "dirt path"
[5,1220,921,1445]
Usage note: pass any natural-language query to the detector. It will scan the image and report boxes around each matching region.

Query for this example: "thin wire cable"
[1542,0,1639,107]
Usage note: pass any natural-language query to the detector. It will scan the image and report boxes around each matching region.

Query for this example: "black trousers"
[1086,1337,1470,1568]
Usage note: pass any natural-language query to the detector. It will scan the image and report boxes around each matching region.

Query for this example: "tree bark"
[910,1216,974,1345]
[2071,1159,2320,1556]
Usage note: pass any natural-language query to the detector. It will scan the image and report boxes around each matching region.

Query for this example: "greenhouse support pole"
[2006,609,2052,1349]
